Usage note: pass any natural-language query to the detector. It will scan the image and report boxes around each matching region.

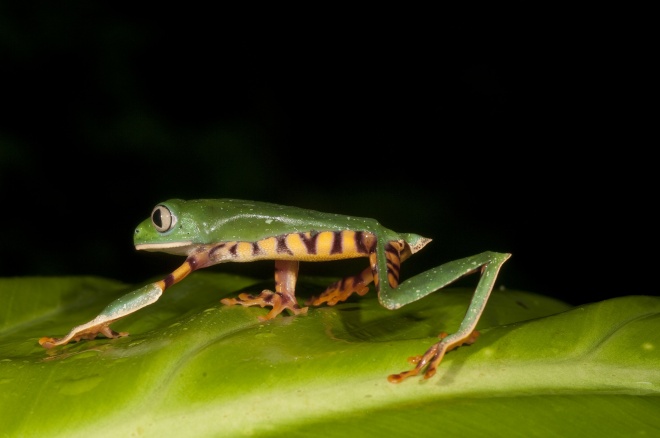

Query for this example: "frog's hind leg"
[305,266,374,307]
[305,239,407,307]
[221,260,308,321]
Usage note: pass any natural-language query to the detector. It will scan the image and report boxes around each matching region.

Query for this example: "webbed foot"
[39,318,127,349]
[221,290,308,321]
[387,330,480,383]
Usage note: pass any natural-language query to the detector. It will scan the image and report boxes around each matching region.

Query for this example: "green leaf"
[1,273,658,437]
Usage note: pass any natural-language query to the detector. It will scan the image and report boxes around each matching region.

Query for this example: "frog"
[39,199,511,383]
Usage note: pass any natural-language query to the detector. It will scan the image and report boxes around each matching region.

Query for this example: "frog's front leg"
[39,252,209,348]
[38,283,164,348]
[220,260,308,321]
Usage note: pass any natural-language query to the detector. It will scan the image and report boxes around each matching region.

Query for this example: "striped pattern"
[309,238,405,305]
[385,241,404,288]
[204,229,407,306]
[369,241,404,290]
[209,230,377,263]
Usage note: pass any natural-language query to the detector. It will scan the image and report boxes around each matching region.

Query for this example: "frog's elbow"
[404,235,432,254]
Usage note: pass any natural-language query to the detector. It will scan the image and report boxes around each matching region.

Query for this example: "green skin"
[39,199,511,382]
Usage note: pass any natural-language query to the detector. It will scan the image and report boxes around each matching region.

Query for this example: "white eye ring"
[151,205,177,232]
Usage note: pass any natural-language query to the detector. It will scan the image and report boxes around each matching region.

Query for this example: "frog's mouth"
[135,241,194,256]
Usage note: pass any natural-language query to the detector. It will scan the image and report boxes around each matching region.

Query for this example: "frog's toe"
[97,325,127,340]
[222,290,307,320]
[38,337,59,349]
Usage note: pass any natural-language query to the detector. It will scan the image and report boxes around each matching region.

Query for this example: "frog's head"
[134,199,203,256]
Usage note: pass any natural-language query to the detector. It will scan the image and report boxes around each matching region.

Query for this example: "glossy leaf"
[1,273,658,437]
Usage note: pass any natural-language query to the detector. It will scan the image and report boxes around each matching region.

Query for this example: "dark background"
[1,5,655,306]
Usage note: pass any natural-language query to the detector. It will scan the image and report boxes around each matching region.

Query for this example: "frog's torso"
[134,199,426,264]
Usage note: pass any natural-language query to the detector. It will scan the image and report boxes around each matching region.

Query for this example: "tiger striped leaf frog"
[39,199,511,382]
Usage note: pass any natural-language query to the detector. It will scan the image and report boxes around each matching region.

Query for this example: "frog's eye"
[151,205,177,232]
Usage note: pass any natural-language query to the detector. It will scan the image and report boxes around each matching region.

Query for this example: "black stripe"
[300,231,319,254]
[355,231,368,254]
[209,243,226,256]
[163,273,176,288]
[252,242,261,256]
[330,231,342,254]
[387,263,400,283]
[276,235,293,255]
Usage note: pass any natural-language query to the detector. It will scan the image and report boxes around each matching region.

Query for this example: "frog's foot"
[221,290,308,321]
[387,330,480,383]
[305,267,373,307]
[39,318,127,349]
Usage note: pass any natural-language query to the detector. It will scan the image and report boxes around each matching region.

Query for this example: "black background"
[1,5,655,306]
